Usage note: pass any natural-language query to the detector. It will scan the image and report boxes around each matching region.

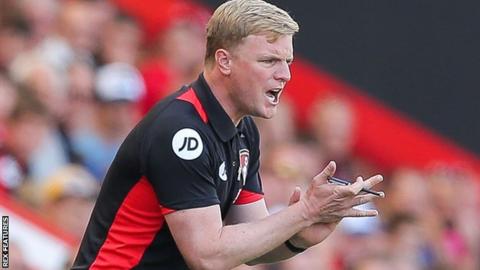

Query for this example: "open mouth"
[265,88,282,104]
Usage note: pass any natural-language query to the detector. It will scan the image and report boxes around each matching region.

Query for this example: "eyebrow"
[260,54,294,64]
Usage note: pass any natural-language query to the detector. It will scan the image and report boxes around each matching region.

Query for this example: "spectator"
[9,58,72,180]
[38,164,99,240]
[0,90,50,192]
[254,97,298,154]
[139,18,207,113]
[308,95,373,180]
[14,0,58,44]
[64,57,96,135]
[70,62,145,180]
[261,141,322,211]
[0,12,31,71]
[98,13,142,65]
[0,74,18,139]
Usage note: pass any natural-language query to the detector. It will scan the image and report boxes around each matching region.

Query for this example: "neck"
[203,69,243,126]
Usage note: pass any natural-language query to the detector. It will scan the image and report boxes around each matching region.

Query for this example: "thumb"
[313,161,336,184]
[288,186,302,206]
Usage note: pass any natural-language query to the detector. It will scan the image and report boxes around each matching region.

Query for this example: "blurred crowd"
[0,0,479,269]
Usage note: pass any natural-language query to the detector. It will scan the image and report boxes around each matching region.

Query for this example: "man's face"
[229,34,293,119]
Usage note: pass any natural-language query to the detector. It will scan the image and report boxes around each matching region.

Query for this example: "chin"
[261,108,278,119]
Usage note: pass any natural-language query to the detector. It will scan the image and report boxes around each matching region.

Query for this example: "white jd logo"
[172,128,203,160]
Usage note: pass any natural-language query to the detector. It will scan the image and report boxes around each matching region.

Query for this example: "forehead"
[236,34,293,58]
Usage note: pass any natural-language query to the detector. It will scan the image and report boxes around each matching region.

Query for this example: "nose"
[274,61,291,83]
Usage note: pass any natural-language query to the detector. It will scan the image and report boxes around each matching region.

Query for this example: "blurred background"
[0,0,479,269]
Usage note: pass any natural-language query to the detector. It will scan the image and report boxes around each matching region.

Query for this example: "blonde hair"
[205,0,299,65]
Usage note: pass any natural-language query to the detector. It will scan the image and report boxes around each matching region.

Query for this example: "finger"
[312,161,336,184]
[342,208,379,218]
[331,184,357,198]
[347,176,365,195]
[349,176,385,197]
[350,194,377,207]
[288,186,302,206]
[363,174,384,190]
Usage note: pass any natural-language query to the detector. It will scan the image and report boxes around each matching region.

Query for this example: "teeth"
[265,89,281,104]
[266,92,275,103]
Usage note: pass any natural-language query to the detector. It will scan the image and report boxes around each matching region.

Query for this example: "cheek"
[243,66,269,89]
[251,65,271,80]
[232,62,271,98]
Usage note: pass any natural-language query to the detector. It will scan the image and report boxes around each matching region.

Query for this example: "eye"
[260,59,276,64]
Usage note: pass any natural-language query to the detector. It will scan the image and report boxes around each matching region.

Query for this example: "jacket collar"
[192,73,238,142]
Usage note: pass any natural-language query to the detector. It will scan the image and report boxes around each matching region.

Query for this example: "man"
[70,62,145,181]
[72,0,384,269]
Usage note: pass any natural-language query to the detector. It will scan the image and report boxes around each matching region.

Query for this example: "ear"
[215,49,232,75]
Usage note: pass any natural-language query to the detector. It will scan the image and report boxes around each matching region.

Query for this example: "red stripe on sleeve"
[160,205,175,216]
[233,189,264,205]
[91,177,173,269]
[177,88,208,123]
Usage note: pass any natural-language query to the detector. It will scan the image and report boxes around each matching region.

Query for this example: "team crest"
[237,149,249,185]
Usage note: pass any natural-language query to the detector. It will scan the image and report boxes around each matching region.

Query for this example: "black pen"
[327,176,383,197]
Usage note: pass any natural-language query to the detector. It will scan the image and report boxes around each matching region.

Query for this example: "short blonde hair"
[205,0,299,65]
